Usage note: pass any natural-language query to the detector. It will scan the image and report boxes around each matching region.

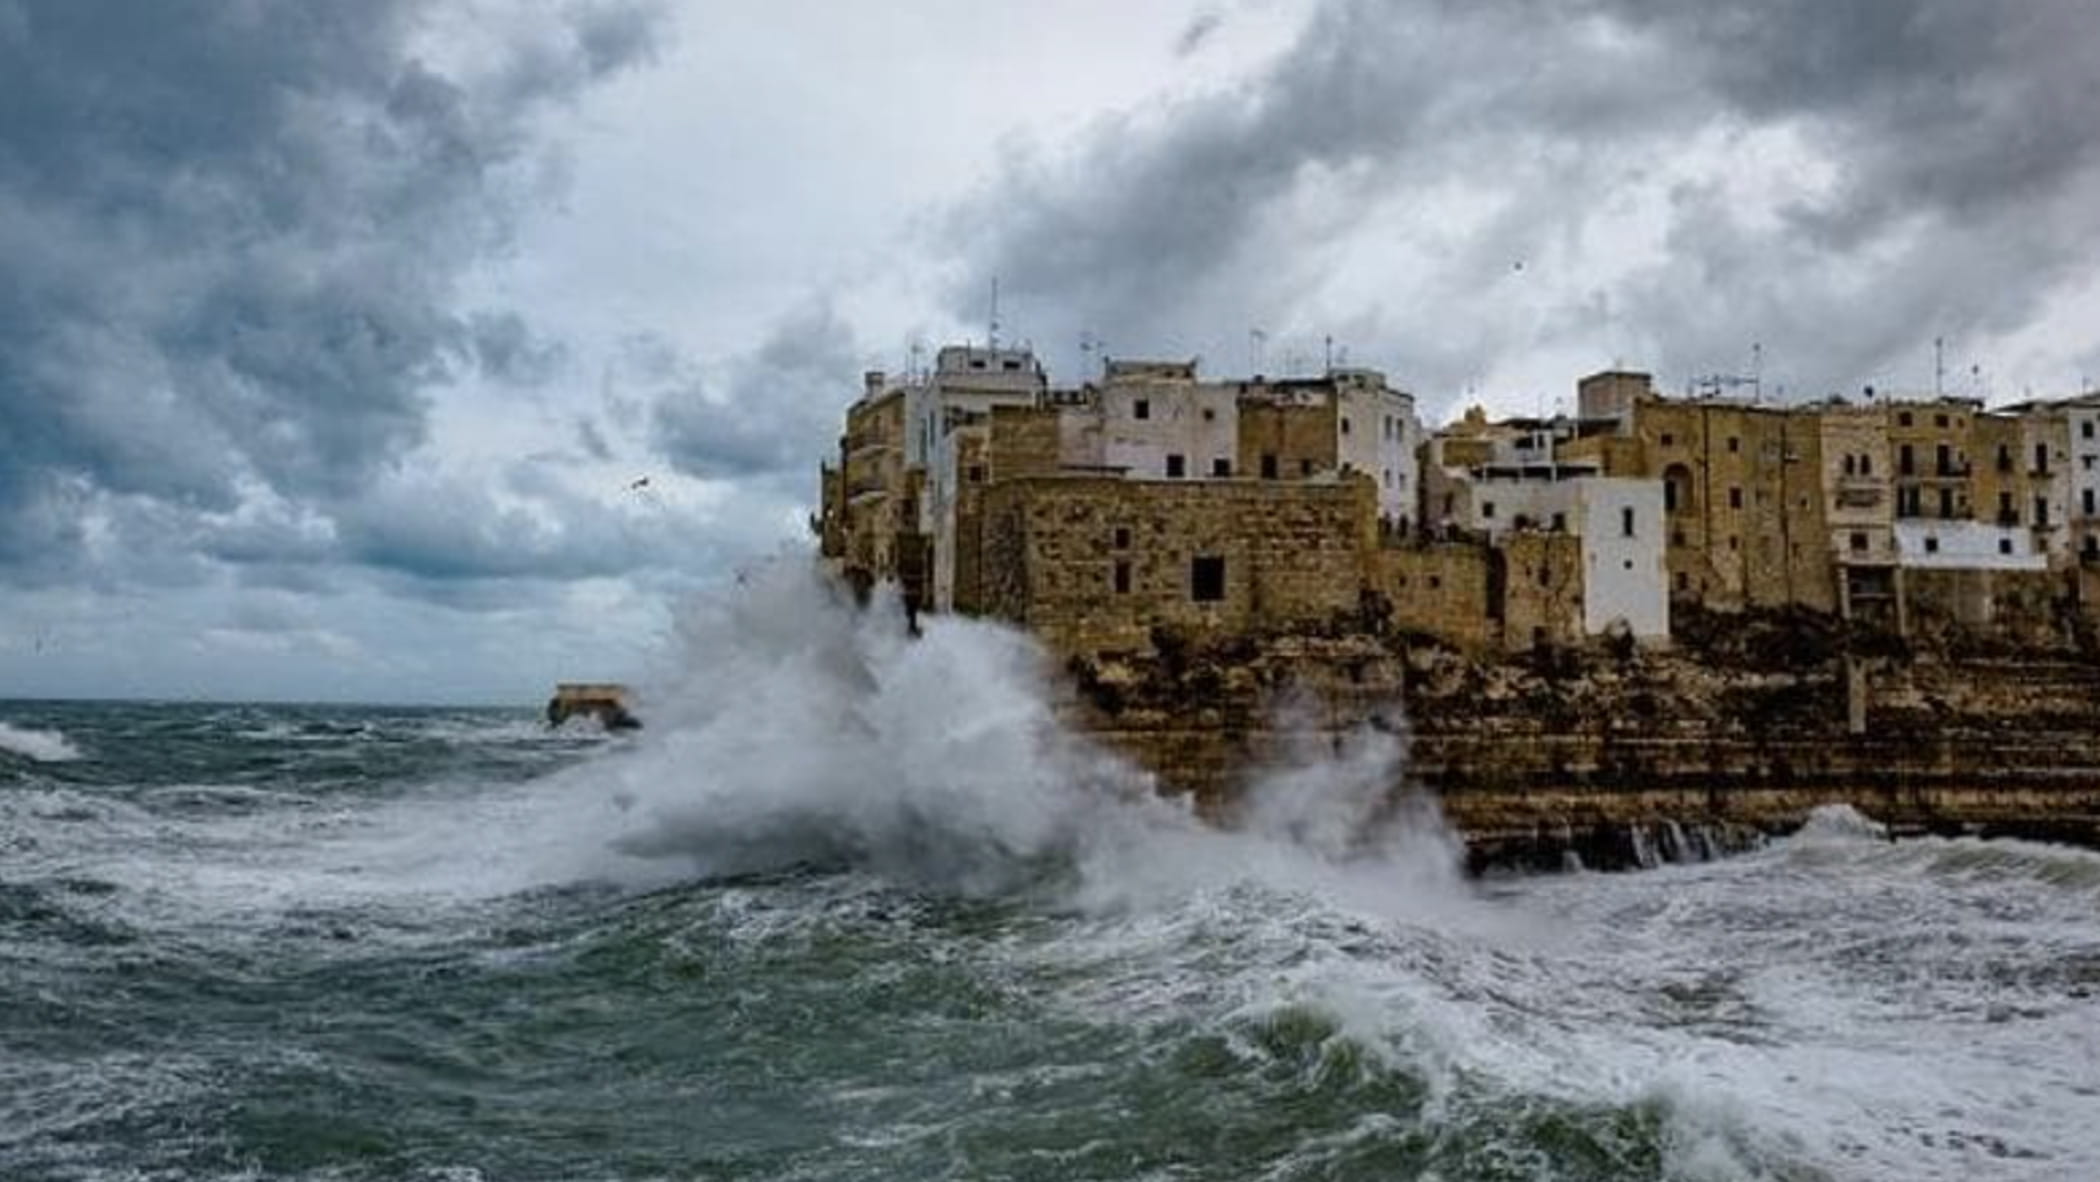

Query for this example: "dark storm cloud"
[648,302,862,480]
[952,0,2100,399]
[0,0,661,583]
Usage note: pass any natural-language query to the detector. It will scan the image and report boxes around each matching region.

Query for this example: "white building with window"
[1894,520,2047,571]
[1462,473,1668,640]
[1091,359,1240,480]
[1332,368,1422,528]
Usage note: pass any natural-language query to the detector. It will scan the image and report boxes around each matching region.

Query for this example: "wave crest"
[0,722,82,763]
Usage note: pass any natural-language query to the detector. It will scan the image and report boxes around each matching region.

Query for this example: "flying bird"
[627,475,651,491]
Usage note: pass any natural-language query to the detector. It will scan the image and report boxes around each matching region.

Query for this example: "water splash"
[0,721,82,763]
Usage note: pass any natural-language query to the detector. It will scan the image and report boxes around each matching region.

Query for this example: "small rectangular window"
[1482,501,1497,520]
[2085,489,2096,515]
[1660,432,1675,447]
[1341,417,1351,435]
[1113,560,1132,594]
[967,465,986,483]
[1999,538,2014,555]
[1133,398,1150,420]
[1899,411,1914,427]
[1924,536,1939,554]
[1729,487,1743,510]
[1935,414,1949,429]
[2035,496,2050,527]
[1299,458,1315,477]
[2084,420,2096,440]
[1727,437,1740,453]
[1849,532,1867,552]
[1260,453,1279,479]
[1190,556,1226,602]
[1113,527,1131,549]
[1621,507,1636,537]
[1212,457,1231,477]
[1166,453,1186,478]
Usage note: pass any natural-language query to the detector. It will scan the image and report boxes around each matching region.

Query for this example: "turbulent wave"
[4,564,2099,1180]
[0,720,82,762]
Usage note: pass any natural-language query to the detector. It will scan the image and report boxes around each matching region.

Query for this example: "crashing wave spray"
[0,721,82,763]
[579,560,1471,909]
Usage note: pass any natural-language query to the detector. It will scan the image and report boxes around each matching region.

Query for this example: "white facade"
[905,346,1043,469]
[1574,478,1670,641]
[1334,369,1421,526]
[1894,520,2047,571]
[2067,398,2100,559]
[1461,474,1669,640]
[1096,372,1240,479]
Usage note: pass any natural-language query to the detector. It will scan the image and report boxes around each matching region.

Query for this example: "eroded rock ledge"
[1053,607,2100,871]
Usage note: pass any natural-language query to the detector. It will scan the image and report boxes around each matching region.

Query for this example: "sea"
[5,565,2099,1181]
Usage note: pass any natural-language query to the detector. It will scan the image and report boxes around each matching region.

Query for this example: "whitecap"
[0,721,82,763]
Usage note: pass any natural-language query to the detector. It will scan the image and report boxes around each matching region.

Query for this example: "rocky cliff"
[1054,607,2100,870]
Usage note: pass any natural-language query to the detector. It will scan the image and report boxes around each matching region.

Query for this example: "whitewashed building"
[1459,473,1670,641]
[1332,368,1422,528]
[1893,520,2047,571]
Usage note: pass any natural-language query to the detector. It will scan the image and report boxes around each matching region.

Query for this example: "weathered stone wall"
[976,475,1373,658]
[1499,531,1585,650]
[1237,396,1339,481]
[1366,543,1494,649]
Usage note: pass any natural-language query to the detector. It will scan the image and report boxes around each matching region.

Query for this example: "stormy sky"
[4,0,2098,702]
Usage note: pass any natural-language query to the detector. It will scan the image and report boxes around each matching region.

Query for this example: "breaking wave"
[0,721,82,763]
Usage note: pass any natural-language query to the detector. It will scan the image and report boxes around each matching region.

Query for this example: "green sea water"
[5,570,2098,1181]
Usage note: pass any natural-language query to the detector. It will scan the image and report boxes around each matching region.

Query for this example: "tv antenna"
[987,277,1000,351]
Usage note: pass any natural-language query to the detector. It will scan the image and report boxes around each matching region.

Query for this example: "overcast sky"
[5,0,2099,703]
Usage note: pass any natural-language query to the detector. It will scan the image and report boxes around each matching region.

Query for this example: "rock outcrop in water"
[1054,605,2100,870]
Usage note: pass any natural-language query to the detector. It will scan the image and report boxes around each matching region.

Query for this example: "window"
[1727,436,1740,453]
[1622,559,1634,571]
[1899,411,1914,427]
[1860,455,1872,476]
[1166,453,1186,478]
[1538,565,1551,587]
[1383,468,1393,488]
[1998,444,2014,473]
[1428,575,1442,590]
[2036,496,2050,528]
[1935,414,1949,429]
[1260,453,1279,480]
[1850,532,1868,552]
[1899,444,1915,475]
[1660,432,1676,447]
[1621,507,1636,537]
[2036,443,2050,474]
[1482,501,1497,520]
[1728,536,1739,552]
[1113,561,1132,594]
[1999,538,2014,555]
[1938,488,1954,518]
[1552,512,1567,533]
[1299,459,1315,477]
[967,465,986,483]
[1671,528,1685,547]
[1113,527,1131,549]
[1923,536,1939,554]
[1843,455,1856,476]
[1190,556,1226,601]
[2086,489,2096,515]
[1729,487,1743,510]
[1341,417,1351,435]
[970,358,987,370]
[1133,398,1150,420]
[1202,407,1216,422]
[1002,359,1021,371]
[1936,443,1952,476]
[1213,458,1232,477]
[2085,420,2096,439]
[1675,572,1689,592]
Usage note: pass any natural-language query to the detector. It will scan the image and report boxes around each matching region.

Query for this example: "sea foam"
[0,721,82,763]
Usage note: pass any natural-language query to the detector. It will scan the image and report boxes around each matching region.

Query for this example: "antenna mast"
[987,277,1001,352]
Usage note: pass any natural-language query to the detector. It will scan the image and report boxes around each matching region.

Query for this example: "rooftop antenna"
[1324,334,1335,373]
[1934,336,1945,400]
[1249,327,1267,376]
[987,277,1001,352]
[1751,341,1764,403]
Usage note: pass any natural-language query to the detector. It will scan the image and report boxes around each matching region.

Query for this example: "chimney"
[863,370,886,399]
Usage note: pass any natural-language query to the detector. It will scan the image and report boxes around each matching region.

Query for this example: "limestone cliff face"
[1053,611,2100,869]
